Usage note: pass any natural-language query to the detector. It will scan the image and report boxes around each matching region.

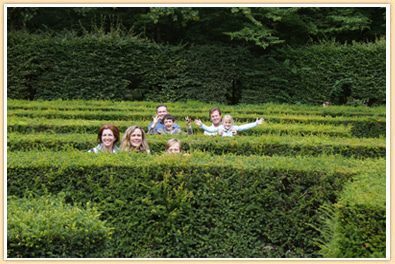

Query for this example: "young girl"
[89,124,120,153]
[120,126,150,153]
[195,114,264,137]
[165,138,182,154]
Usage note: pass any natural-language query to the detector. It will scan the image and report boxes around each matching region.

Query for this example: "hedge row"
[7,32,248,104]
[8,193,112,258]
[8,99,386,117]
[8,108,386,125]
[319,169,386,258]
[240,39,386,105]
[8,151,385,257]
[8,133,385,158]
[7,32,385,105]
[7,116,386,138]
[8,117,353,137]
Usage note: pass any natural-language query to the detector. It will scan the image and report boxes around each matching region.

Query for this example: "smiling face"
[167,142,181,154]
[210,110,222,126]
[129,128,143,148]
[223,117,233,130]
[101,128,116,149]
[164,118,174,130]
[157,106,168,120]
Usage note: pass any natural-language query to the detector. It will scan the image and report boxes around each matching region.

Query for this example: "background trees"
[7,7,385,49]
[7,7,386,105]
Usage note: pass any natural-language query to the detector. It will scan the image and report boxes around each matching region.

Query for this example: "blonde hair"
[222,114,234,125]
[165,138,181,152]
[121,126,150,154]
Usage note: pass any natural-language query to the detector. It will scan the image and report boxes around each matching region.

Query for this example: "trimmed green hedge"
[8,108,385,138]
[7,32,248,104]
[6,98,386,258]
[8,99,386,117]
[7,117,353,137]
[319,169,386,258]
[8,108,385,125]
[8,132,386,158]
[7,151,384,257]
[351,120,387,138]
[7,32,385,105]
[240,40,386,105]
[7,193,113,258]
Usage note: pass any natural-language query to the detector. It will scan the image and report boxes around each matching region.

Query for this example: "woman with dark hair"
[120,126,150,154]
[88,124,120,153]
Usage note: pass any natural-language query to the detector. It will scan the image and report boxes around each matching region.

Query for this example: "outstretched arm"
[195,119,221,133]
[235,118,264,131]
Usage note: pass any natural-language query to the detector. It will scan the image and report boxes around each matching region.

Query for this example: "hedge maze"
[7,99,386,258]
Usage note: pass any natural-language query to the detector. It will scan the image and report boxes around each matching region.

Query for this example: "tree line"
[7,7,385,51]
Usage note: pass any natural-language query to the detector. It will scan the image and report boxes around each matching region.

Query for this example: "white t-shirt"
[203,124,220,136]
[201,121,258,137]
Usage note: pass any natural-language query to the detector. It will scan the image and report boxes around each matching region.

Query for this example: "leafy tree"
[7,6,385,48]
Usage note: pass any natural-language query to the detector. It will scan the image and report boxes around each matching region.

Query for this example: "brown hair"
[120,126,150,154]
[156,104,168,112]
[209,107,222,118]
[163,114,176,122]
[98,124,120,144]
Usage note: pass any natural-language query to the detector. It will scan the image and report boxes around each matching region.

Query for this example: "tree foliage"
[7,7,385,49]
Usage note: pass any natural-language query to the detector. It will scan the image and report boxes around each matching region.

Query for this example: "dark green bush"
[7,32,385,105]
[7,117,352,137]
[8,99,386,117]
[7,32,248,104]
[351,120,386,138]
[7,193,113,258]
[240,40,386,105]
[8,107,385,138]
[8,107,386,125]
[332,205,386,257]
[8,132,385,158]
[319,170,386,258]
[7,151,384,257]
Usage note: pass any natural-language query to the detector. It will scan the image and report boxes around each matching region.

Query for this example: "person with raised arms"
[88,124,120,153]
[195,114,264,137]
[150,114,193,135]
[201,107,223,136]
[121,126,150,154]
[147,104,180,134]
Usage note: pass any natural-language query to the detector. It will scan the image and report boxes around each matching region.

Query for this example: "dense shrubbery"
[8,132,385,158]
[7,99,386,138]
[7,108,386,138]
[241,40,386,105]
[7,32,385,105]
[8,116,354,137]
[6,100,386,258]
[319,171,386,258]
[8,99,386,117]
[7,151,384,258]
[8,193,113,257]
[8,108,386,125]
[7,32,247,104]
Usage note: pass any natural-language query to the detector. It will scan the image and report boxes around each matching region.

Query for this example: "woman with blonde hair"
[121,126,150,154]
[165,138,182,154]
